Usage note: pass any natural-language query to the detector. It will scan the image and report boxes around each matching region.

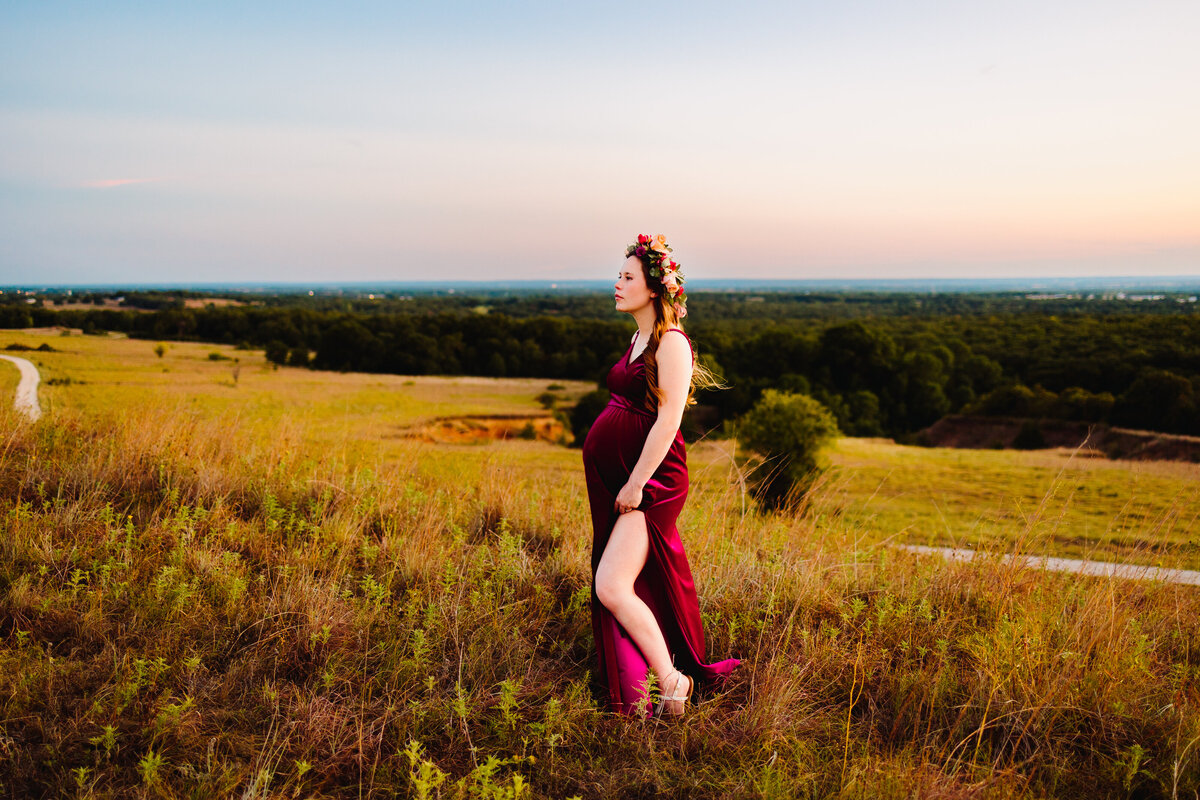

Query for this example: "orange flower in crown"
[625,233,688,317]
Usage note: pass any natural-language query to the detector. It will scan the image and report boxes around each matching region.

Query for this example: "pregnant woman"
[582,234,741,717]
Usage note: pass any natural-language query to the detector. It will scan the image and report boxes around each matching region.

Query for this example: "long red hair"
[631,255,721,413]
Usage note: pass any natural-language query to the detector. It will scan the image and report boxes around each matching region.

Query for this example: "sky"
[1,1,1198,285]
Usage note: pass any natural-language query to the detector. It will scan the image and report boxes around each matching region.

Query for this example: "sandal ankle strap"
[660,670,690,701]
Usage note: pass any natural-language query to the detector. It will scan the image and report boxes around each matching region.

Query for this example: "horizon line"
[6,274,1200,292]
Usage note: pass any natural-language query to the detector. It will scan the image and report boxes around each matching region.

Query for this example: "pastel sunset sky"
[2,1,1198,284]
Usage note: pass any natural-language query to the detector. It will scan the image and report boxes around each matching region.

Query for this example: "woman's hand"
[614,481,643,514]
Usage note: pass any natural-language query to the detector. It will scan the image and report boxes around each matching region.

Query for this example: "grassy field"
[0,352,22,400]
[818,439,1200,568]
[2,328,1200,798]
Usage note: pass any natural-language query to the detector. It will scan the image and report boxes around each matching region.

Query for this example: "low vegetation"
[2,332,1200,798]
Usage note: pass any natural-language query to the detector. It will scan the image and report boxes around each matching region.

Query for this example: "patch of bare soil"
[17,326,82,335]
[182,298,250,309]
[396,414,567,444]
[52,301,151,312]
[919,414,1200,463]
[18,326,126,338]
[49,298,250,311]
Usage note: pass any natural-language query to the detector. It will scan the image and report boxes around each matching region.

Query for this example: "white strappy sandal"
[654,669,694,717]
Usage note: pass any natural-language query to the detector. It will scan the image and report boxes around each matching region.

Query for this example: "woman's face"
[614,255,657,314]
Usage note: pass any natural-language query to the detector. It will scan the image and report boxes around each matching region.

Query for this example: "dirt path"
[0,354,42,421]
[899,544,1200,586]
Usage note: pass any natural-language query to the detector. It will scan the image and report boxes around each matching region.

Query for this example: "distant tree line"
[6,297,1200,438]
[10,287,1200,321]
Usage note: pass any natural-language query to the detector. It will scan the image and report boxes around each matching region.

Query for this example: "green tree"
[0,307,33,327]
[738,390,839,510]
[287,346,310,367]
[486,352,508,377]
[312,318,379,371]
[970,383,1056,418]
[1051,387,1115,422]
[1113,369,1196,434]
[816,321,898,394]
[844,390,884,436]
[264,340,289,366]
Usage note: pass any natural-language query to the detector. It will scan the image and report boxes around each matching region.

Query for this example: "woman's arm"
[615,331,692,511]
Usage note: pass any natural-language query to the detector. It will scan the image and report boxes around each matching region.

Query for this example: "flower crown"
[624,233,688,317]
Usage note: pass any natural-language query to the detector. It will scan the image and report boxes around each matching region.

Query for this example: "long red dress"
[581,328,741,716]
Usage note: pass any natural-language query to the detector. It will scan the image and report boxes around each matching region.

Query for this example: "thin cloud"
[81,177,167,188]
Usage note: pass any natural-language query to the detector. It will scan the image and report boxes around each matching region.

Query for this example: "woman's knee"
[594,570,629,612]
[595,511,648,612]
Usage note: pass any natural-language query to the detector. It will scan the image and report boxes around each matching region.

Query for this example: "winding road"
[0,354,42,421]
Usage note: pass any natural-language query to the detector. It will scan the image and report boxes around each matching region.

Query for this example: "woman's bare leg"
[594,510,687,712]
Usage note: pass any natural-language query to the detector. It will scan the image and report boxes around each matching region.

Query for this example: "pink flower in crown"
[637,234,651,244]
[662,274,680,295]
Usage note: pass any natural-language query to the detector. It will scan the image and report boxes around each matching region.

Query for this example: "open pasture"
[2,328,1200,798]
[818,438,1200,569]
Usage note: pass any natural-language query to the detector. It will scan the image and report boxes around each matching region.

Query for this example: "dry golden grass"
[816,437,1200,569]
[1,328,1199,798]
[0,356,20,399]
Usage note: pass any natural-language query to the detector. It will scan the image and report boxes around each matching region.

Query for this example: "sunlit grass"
[2,327,1200,797]
[820,438,1200,568]
[0,358,20,400]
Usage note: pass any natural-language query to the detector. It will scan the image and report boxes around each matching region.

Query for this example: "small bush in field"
[738,389,839,509]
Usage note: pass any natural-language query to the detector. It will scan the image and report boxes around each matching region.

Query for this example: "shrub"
[287,347,310,368]
[264,340,289,366]
[738,389,839,509]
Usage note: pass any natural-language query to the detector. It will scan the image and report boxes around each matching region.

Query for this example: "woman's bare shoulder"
[657,328,692,363]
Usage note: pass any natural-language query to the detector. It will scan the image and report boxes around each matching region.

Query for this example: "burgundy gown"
[581,328,741,716]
